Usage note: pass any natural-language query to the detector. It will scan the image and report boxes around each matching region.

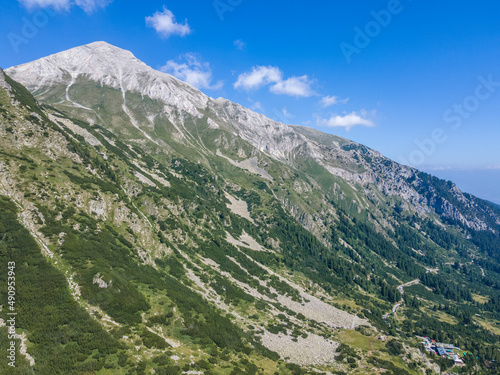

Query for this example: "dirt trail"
[383,279,420,320]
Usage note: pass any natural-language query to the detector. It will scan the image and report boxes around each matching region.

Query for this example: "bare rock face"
[93,273,111,288]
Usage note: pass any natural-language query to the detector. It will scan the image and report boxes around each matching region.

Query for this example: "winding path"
[382,265,442,322]
[383,279,420,321]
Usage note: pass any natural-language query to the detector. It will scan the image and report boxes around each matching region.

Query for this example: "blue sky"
[1,0,499,202]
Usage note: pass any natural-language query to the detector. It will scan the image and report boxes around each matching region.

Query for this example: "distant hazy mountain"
[424,167,500,206]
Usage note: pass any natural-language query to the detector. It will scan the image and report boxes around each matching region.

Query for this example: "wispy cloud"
[18,0,70,10]
[270,75,315,97]
[316,110,374,131]
[161,53,223,90]
[250,101,263,111]
[320,95,349,108]
[234,66,282,91]
[75,0,111,12]
[272,107,295,123]
[18,0,111,12]
[235,66,315,97]
[234,39,246,50]
[281,108,293,118]
[146,7,191,38]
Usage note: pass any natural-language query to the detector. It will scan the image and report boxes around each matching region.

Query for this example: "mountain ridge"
[1,44,499,374]
[6,42,500,234]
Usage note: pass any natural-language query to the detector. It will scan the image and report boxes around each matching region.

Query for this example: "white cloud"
[234,66,315,97]
[234,66,282,91]
[161,53,223,90]
[18,0,110,12]
[234,39,246,50]
[316,110,374,131]
[146,7,191,38]
[320,95,349,108]
[270,75,315,97]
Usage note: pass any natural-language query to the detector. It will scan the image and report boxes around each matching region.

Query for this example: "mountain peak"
[83,40,122,49]
[72,41,137,59]
[6,41,210,111]
[6,41,143,85]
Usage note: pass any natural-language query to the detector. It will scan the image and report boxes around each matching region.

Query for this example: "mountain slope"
[1,42,500,374]
[7,42,499,234]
